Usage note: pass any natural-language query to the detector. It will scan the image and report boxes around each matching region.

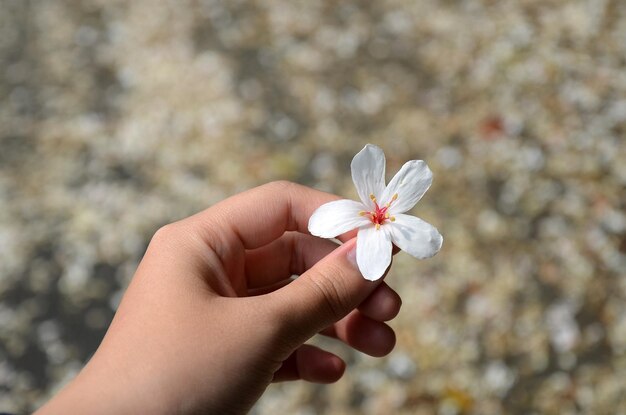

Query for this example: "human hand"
[37,181,402,414]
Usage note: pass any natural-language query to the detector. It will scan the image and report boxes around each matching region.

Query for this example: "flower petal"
[356,225,392,281]
[388,214,442,259]
[382,160,433,213]
[351,144,386,208]
[308,199,370,238]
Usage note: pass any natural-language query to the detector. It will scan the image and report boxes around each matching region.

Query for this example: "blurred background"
[1,0,625,413]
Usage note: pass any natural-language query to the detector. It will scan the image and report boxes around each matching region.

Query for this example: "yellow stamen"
[369,193,377,202]
[375,223,381,230]
[392,193,398,201]
[390,216,396,222]
[385,212,390,218]
[359,211,367,216]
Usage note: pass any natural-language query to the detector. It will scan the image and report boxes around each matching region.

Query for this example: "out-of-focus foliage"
[1,0,625,413]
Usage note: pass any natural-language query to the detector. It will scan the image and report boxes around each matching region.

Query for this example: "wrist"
[36,352,172,415]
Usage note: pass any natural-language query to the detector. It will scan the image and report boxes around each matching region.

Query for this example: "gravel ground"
[1,0,625,413]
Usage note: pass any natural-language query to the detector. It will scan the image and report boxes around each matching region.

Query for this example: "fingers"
[272,344,345,384]
[271,311,397,384]
[246,232,402,293]
[190,181,354,251]
[269,239,385,348]
[244,232,339,289]
[321,310,396,357]
[358,282,402,322]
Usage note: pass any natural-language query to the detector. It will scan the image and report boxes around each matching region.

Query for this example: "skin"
[37,181,402,415]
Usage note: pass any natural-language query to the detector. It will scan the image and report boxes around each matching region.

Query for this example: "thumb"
[271,238,383,347]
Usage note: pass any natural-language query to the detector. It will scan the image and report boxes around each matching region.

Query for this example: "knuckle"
[305,267,352,323]
[151,223,178,243]
[149,222,188,250]
[266,180,292,191]
[265,180,300,194]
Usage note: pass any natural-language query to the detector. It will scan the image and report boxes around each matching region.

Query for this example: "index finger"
[189,181,357,250]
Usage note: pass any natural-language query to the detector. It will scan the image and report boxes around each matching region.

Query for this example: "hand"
[37,181,402,414]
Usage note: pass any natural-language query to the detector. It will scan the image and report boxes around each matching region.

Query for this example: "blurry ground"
[1,0,626,413]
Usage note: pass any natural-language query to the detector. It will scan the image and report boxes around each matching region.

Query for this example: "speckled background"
[1,1,625,414]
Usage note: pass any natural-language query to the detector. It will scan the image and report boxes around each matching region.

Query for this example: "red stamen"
[363,193,397,228]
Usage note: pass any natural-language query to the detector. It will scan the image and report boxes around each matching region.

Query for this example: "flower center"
[359,193,398,230]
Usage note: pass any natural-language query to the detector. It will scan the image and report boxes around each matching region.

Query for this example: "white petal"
[388,214,442,259]
[381,160,433,214]
[308,199,370,238]
[356,225,393,281]
[351,144,386,209]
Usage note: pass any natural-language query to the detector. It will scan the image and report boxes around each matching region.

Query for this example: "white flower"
[308,144,443,281]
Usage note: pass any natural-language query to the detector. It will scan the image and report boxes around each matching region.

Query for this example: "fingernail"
[345,239,358,269]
